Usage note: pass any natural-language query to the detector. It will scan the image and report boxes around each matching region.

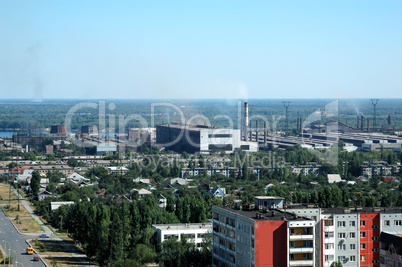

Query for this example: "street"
[0,208,46,267]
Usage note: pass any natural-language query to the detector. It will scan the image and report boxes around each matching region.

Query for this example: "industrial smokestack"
[361,115,364,131]
[388,115,391,125]
[264,121,267,147]
[245,102,249,141]
[367,119,370,132]
[256,120,259,143]
[357,115,359,129]
[250,120,252,141]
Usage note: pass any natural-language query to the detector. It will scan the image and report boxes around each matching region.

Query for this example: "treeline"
[34,186,216,266]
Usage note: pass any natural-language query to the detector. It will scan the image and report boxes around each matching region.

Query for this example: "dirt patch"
[13,217,43,233]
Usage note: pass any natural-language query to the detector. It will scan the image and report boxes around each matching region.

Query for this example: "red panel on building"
[254,220,287,267]
[360,213,380,266]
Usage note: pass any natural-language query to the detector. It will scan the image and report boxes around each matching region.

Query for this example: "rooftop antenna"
[282,101,291,132]
[371,99,379,131]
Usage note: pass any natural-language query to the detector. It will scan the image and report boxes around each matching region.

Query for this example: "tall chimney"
[264,121,267,147]
[256,120,259,143]
[244,102,249,141]
[249,120,252,141]
[367,119,370,132]
[357,115,359,129]
[388,115,391,125]
[361,115,364,131]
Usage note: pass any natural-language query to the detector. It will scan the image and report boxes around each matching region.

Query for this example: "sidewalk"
[9,185,53,236]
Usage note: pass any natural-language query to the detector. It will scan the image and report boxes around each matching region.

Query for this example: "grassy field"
[0,184,18,205]
[13,217,44,233]
[0,184,44,233]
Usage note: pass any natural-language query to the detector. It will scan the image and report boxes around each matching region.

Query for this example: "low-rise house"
[157,194,167,209]
[170,178,192,186]
[50,201,75,211]
[133,178,151,184]
[108,166,128,175]
[208,186,226,198]
[327,174,342,184]
[38,190,54,201]
[152,223,212,247]
[131,188,152,198]
[67,172,90,183]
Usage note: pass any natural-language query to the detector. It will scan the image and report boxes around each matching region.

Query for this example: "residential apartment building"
[212,204,315,267]
[287,205,402,267]
[213,197,402,267]
[379,231,402,266]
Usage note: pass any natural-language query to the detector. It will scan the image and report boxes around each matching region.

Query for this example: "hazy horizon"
[1,1,402,100]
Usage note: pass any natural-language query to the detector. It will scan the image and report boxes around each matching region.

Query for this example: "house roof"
[327,174,342,184]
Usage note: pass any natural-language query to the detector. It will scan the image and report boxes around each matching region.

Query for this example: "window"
[325,243,334,249]
[338,233,346,239]
[338,244,346,250]
[361,220,366,226]
[361,255,366,261]
[372,248,378,252]
[372,225,378,229]
[338,221,346,227]
[325,232,334,238]
[361,244,366,250]
[290,241,295,248]
[289,254,295,261]
[338,256,345,262]
[385,220,390,226]
[394,220,402,226]
[361,232,366,238]
[372,237,378,241]
[349,221,355,227]
[350,232,356,239]
[372,260,378,264]
[350,255,356,262]
[324,220,333,226]
[350,244,356,250]
[325,255,334,262]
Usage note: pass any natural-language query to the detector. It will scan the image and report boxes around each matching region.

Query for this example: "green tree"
[30,171,41,197]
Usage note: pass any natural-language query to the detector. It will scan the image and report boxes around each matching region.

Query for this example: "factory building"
[50,125,67,136]
[128,128,155,146]
[156,123,257,154]
[81,125,99,135]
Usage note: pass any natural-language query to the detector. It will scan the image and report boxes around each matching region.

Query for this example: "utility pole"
[371,99,379,131]
[282,101,291,133]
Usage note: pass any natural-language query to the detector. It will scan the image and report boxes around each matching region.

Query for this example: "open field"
[13,217,44,233]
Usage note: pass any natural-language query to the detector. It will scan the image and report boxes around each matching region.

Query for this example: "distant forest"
[0,98,401,133]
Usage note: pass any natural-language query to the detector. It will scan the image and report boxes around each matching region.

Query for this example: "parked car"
[39,234,50,238]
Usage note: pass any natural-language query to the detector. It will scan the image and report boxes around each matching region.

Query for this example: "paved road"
[0,208,46,267]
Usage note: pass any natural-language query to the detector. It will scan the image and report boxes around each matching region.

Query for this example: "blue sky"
[1,0,402,100]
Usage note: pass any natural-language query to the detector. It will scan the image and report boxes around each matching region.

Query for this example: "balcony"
[289,234,314,241]
[289,247,314,253]
[289,260,314,266]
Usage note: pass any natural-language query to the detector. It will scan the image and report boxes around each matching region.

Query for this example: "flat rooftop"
[214,206,312,222]
[157,123,214,131]
[322,207,402,214]
[152,222,212,231]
